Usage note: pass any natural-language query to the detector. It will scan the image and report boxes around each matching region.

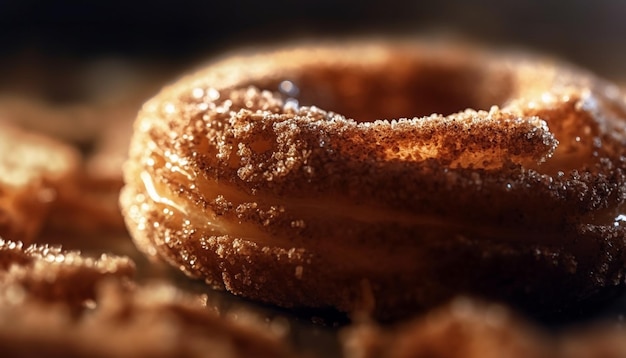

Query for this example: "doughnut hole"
[271,59,515,122]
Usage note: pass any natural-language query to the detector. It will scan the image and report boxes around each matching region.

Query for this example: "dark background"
[1,0,625,80]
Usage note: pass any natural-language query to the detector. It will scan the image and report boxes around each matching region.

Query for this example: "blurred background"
[1,0,625,85]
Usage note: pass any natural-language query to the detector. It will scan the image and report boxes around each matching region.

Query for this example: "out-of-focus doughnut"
[42,174,128,238]
[0,238,135,306]
[0,239,294,358]
[342,297,626,358]
[342,298,550,358]
[0,95,141,237]
[0,64,165,237]
[0,122,80,242]
[121,40,626,319]
[0,282,296,358]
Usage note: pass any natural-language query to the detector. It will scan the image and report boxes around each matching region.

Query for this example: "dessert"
[342,297,626,358]
[0,238,135,306]
[0,122,80,242]
[0,239,294,358]
[121,40,626,319]
[342,298,550,358]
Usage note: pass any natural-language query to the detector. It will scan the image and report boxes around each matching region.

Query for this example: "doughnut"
[0,122,80,242]
[0,66,166,237]
[342,297,626,358]
[0,239,135,305]
[342,298,550,358]
[0,240,294,358]
[42,173,128,237]
[0,95,142,236]
[120,40,626,319]
[0,283,296,358]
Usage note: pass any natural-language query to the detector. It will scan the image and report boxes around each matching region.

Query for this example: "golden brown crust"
[121,40,626,319]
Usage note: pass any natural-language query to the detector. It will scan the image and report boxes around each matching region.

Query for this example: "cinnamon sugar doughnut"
[342,298,550,358]
[0,95,140,236]
[0,240,294,358]
[0,238,135,306]
[342,298,626,358]
[0,122,80,242]
[121,40,626,319]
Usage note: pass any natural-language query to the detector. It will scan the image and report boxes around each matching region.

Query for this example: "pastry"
[121,40,626,318]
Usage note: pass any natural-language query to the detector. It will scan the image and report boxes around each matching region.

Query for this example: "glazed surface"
[121,41,626,318]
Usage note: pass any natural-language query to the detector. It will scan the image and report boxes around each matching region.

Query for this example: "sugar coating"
[0,240,293,358]
[122,40,626,318]
[0,238,135,306]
